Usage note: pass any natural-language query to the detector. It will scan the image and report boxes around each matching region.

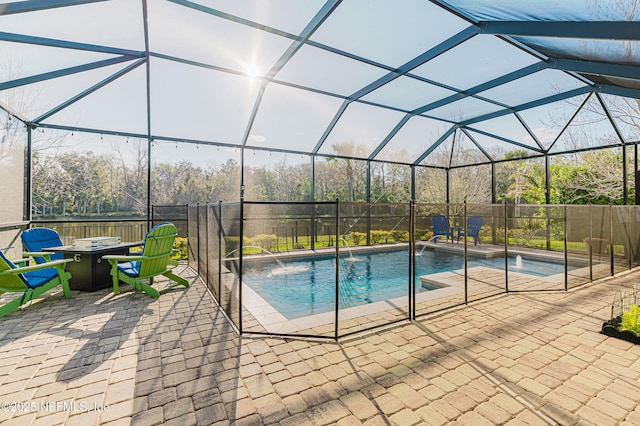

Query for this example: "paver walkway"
[1,264,640,425]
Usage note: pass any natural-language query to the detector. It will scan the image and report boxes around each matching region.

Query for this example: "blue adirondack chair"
[431,214,454,243]
[458,216,483,245]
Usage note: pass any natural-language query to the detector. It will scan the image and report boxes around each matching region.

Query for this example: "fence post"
[504,202,509,294]
[564,205,568,291]
[205,202,210,299]
[334,199,340,340]
[239,198,244,335]
[587,205,593,282]
[464,201,468,304]
[218,201,222,300]
[610,204,614,276]
[409,200,415,320]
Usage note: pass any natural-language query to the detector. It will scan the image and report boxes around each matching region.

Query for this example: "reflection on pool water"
[241,249,568,320]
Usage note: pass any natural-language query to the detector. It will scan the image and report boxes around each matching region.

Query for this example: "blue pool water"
[242,249,568,320]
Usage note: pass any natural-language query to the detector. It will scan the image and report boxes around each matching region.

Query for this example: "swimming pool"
[241,249,568,320]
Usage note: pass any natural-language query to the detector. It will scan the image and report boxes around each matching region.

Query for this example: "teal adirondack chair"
[0,251,73,318]
[102,222,189,298]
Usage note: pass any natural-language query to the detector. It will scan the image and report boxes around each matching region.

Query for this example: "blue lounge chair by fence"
[431,214,454,243]
[102,222,189,298]
[458,216,483,245]
[0,251,73,318]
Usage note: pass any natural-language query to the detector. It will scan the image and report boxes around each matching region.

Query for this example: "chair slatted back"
[139,223,178,278]
[432,214,450,233]
[467,216,483,235]
[21,228,64,263]
[0,252,28,292]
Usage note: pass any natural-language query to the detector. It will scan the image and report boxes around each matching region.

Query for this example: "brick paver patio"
[1,264,640,425]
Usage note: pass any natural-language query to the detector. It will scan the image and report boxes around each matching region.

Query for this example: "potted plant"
[602,286,640,344]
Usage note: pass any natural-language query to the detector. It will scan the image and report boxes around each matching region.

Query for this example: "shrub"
[348,232,366,245]
[173,237,188,259]
[370,230,387,244]
[416,228,430,240]
[224,236,250,255]
[389,230,409,242]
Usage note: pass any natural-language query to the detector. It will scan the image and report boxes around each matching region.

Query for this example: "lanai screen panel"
[31,129,149,219]
[601,94,640,142]
[410,34,540,92]
[375,116,452,164]
[151,141,241,205]
[309,0,470,68]
[248,83,343,153]
[276,44,389,97]
[317,102,407,159]
[243,151,311,202]
[149,58,259,145]
[477,69,587,108]
[0,110,25,223]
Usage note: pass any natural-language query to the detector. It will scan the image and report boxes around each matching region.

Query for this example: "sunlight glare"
[244,61,261,80]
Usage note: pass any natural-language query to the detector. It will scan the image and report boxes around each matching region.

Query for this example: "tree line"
[31,140,633,219]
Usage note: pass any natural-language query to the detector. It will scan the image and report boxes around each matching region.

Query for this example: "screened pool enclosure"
[1,1,640,337]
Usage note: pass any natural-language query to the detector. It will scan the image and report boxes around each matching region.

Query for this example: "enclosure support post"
[610,204,614,277]
[564,204,568,291]
[627,206,632,271]
[544,154,551,205]
[239,198,244,335]
[491,162,496,205]
[445,169,450,205]
[218,201,222,299]
[410,165,416,201]
[196,203,200,276]
[504,202,509,294]
[635,144,639,205]
[623,145,628,205]
[311,156,316,250]
[204,203,209,298]
[411,200,416,319]
[366,161,371,246]
[334,199,340,340]
[142,0,152,233]
[463,201,468,304]
[25,125,33,221]
[587,206,593,282]
[545,156,551,250]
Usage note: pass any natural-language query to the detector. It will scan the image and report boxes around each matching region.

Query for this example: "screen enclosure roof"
[1,0,639,168]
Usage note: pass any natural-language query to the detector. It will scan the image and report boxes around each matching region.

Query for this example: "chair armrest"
[12,257,33,266]
[22,251,53,261]
[0,258,74,275]
[102,255,145,262]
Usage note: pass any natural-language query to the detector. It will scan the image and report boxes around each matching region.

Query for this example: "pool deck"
[2,262,640,425]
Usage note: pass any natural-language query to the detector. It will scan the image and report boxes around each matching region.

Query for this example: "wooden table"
[44,242,142,292]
